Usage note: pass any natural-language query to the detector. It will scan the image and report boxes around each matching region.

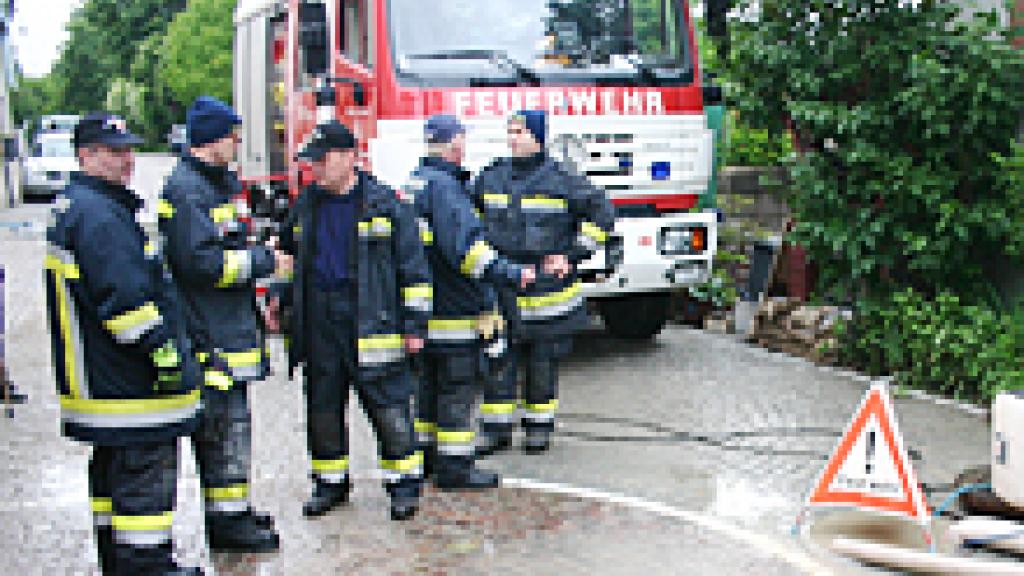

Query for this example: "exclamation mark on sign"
[866,429,876,475]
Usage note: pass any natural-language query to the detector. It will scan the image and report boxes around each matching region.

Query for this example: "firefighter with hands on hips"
[158,96,290,553]
[475,109,615,454]
[267,120,431,521]
[45,113,203,575]
[407,115,536,489]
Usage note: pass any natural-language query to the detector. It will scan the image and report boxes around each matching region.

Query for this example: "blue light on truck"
[651,161,671,181]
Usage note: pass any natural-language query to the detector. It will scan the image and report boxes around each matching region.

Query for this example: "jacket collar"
[182,152,237,196]
[420,156,470,184]
[71,172,141,213]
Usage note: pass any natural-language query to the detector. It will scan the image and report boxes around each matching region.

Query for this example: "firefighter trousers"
[89,442,179,576]
[481,336,569,433]
[190,384,254,518]
[305,287,421,500]
[417,347,481,475]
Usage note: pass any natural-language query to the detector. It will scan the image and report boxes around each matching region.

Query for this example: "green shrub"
[838,289,1024,402]
[724,112,794,167]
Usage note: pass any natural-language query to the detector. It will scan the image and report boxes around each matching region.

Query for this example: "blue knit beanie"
[510,110,547,146]
[187,96,242,147]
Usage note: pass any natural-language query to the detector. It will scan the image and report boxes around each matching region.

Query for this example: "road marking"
[502,476,835,575]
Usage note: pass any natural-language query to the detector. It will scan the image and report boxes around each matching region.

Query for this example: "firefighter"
[408,115,535,489]
[475,110,615,454]
[269,120,430,520]
[159,96,288,552]
[45,113,202,575]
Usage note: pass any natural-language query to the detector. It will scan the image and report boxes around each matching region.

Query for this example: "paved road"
[0,182,1005,574]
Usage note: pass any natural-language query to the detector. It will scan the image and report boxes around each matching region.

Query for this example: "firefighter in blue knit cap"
[408,114,535,489]
[159,96,292,553]
[474,110,615,454]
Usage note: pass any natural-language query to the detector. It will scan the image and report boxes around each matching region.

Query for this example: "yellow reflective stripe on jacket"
[60,388,200,418]
[518,282,583,315]
[358,217,392,237]
[436,430,475,444]
[203,483,249,501]
[357,334,405,366]
[414,420,437,434]
[222,348,263,368]
[45,253,81,280]
[480,401,518,415]
[205,369,233,390]
[418,218,433,245]
[581,221,609,244]
[460,239,496,279]
[427,317,477,342]
[210,203,236,224]
[311,457,350,472]
[482,193,509,208]
[217,250,251,288]
[521,196,568,211]
[111,511,173,532]
[91,497,113,514]
[156,198,175,219]
[402,284,433,312]
[103,302,163,345]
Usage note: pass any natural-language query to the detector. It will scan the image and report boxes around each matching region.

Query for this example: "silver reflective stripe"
[520,294,584,321]
[229,363,263,380]
[427,329,477,343]
[358,347,406,367]
[205,499,249,514]
[405,299,431,313]
[416,431,435,444]
[381,469,403,483]
[437,443,476,456]
[315,472,348,484]
[480,411,517,424]
[112,315,163,345]
[61,399,201,429]
[523,411,556,423]
[236,250,253,284]
[114,529,171,547]
[577,232,600,253]
[92,513,112,527]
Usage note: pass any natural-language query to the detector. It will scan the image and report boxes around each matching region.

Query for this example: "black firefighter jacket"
[277,170,432,381]
[409,156,522,352]
[159,154,276,388]
[45,172,201,446]
[473,153,616,340]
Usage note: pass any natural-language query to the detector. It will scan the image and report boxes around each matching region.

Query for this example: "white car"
[23,132,78,201]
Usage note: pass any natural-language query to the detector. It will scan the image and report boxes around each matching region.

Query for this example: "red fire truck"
[234,0,721,338]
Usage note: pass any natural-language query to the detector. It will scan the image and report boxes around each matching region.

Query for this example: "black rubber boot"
[522,427,551,454]
[434,458,501,491]
[244,508,275,530]
[390,495,419,521]
[206,512,280,553]
[302,481,350,517]
[476,424,513,457]
[163,568,205,576]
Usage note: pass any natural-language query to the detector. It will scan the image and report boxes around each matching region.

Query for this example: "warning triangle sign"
[806,382,930,523]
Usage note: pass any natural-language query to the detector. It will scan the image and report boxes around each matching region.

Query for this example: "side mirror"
[299,1,329,77]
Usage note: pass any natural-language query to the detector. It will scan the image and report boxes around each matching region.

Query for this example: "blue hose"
[933,482,992,518]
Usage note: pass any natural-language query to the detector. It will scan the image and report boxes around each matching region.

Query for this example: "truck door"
[333,0,376,167]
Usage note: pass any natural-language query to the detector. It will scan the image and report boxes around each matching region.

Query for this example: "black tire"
[598,293,671,340]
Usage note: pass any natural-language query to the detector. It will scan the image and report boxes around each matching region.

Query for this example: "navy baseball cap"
[74,113,143,150]
[424,114,466,144]
[297,120,357,161]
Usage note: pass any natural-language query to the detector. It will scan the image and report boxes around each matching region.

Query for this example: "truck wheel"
[598,294,671,340]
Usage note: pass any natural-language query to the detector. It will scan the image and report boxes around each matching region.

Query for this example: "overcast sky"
[11,0,82,78]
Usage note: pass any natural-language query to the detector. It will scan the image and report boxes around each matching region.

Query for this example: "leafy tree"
[11,72,61,132]
[161,0,236,107]
[726,0,1024,301]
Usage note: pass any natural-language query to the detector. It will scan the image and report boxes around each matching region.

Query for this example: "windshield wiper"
[403,49,539,85]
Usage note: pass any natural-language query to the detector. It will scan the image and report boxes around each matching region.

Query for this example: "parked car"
[22,131,78,201]
[167,124,187,154]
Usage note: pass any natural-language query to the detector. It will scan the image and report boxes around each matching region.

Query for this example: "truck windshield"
[389,0,690,84]
[36,138,75,158]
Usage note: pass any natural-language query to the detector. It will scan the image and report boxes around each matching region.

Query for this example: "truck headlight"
[659,226,707,256]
